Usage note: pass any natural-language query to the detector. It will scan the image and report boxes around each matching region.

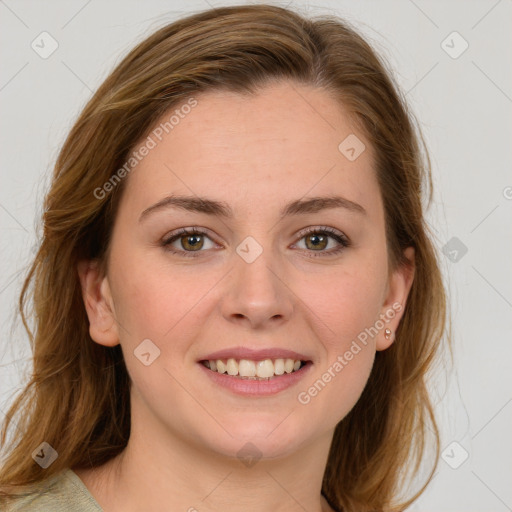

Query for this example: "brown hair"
[0,4,450,511]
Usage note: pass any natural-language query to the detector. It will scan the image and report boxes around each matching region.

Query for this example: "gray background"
[1,1,511,510]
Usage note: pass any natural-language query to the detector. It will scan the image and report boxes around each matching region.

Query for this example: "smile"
[198,357,312,397]
[201,358,306,379]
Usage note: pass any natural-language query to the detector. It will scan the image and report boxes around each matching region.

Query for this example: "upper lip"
[199,347,312,362]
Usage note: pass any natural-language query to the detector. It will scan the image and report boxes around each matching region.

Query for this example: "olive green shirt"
[4,469,103,511]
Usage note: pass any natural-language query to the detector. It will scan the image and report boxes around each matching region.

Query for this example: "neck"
[76,402,336,512]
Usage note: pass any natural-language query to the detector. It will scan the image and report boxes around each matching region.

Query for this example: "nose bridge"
[222,235,293,328]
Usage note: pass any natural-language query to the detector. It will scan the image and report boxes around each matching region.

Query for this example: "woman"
[0,4,449,511]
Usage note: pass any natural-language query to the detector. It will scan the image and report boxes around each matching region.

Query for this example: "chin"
[197,415,315,462]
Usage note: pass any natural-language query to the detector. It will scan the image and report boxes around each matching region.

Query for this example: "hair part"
[0,5,449,511]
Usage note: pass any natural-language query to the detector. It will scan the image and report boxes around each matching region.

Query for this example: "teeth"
[226,358,238,376]
[239,359,256,377]
[256,359,274,378]
[274,358,285,375]
[284,359,294,373]
[203,357,304,378]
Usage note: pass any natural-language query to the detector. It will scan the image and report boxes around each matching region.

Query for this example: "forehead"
[118,81,381,221]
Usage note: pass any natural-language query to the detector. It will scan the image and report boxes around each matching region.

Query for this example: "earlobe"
[77,260,120,347]
[376,246,415,351]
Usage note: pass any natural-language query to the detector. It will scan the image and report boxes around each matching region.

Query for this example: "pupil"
[184,234,202,250]
[309,234,326,249]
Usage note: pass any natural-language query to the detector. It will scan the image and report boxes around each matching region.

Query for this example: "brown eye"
[179,233,204,251]
[304,233,329,251]
[162,228,216,257]
[294,227,351,258]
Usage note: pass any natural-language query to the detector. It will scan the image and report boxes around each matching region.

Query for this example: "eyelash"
[161,226,351,259]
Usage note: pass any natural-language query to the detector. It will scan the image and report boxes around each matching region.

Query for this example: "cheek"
[109,263,205,411]
[297,258,387,350]
[293,257,385,421]
[112,276,170,340]
[109,249,208,340]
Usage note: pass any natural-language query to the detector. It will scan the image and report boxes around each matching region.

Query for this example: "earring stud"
[384,328,392,340]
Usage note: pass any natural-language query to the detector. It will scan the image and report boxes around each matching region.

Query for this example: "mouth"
[197,347,313,396]
[200,358,309,380]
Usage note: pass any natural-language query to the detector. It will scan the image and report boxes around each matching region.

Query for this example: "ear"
[376,246,415,351]
[77,260,120,347]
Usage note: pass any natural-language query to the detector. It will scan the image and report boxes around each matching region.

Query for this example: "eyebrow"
[139,194,367,222]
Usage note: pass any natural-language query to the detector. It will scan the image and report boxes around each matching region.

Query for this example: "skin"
[76,80,414,512]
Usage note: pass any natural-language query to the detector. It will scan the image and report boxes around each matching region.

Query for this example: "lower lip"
[197,362,313,396]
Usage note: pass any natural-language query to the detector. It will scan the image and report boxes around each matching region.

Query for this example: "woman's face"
[82,80,413,460]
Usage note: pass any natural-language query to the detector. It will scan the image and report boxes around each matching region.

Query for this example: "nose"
[221,247,294,330]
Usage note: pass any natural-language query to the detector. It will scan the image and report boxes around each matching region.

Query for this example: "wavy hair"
[0,4,450,511]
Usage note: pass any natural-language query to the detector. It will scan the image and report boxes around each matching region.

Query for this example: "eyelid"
[162,226,217,244]
[294,225,350,245]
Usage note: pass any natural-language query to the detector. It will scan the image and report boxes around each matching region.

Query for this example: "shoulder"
[2,469,103,512]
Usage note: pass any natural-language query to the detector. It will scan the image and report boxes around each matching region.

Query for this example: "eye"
[161,226,351,258]
[293,226,351,257]
[161,228,217,257]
